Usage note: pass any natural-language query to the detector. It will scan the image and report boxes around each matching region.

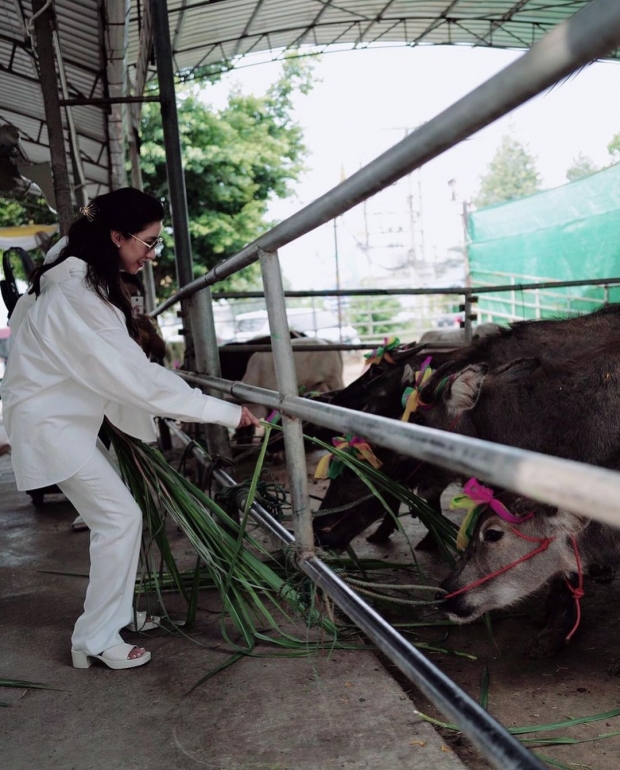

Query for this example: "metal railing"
[157,275,620,352]
[149,3,620,768]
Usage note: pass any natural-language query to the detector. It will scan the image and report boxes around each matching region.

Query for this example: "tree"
[0,194,57,229]
[566,152,598,182]
[348,295,402,339]
[474,135,541,209]
[139,56,315,296]
[608,133,620,165]
[0,195,58,279]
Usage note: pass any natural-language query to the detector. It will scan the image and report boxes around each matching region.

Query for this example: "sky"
[203,44,620,291]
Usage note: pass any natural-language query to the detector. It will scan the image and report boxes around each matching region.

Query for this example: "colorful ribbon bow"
[451,477,533,551]
[362,336,400,372]
[265,409,281,425]
[400,356,433,422]
[314,434,383,480]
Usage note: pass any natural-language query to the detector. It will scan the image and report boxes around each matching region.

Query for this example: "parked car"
[234,308,360,344]
[433,311,464,328]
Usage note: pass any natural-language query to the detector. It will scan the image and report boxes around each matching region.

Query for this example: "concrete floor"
[0,445,467,770]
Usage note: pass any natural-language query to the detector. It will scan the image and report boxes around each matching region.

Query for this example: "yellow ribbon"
[314,452,333,479]
[400,366,433,421]
[314,435,383,479]
[451,492,481,552]
[362,336,400,372]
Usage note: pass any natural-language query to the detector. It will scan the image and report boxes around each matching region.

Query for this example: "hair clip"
[79,202,97,222]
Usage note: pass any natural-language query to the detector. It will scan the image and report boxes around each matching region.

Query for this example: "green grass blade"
[0,678,53,690]
[479,663,490,710]
[533,754,586,770]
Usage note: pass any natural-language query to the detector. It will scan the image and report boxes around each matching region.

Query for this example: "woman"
[1,187,259,670]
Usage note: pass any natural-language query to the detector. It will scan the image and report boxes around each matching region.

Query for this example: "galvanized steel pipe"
[259,248,315,558]
[189,287,232,460]
[180,372,620,530]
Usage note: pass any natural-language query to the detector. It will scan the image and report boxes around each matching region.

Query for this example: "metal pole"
[105,0,130,192]
[302,556,544,770]
[31,0,73,233]
[153,0,620,313]
[179,373,620,531]
[259,248,315,558]
[189,289,232,459]
[129,150,157,312]
[333,218,343,341]
[52,30,87,209]
[127,115,157,313]
[151,0,231,459]
[462,200,471,287]
[150,0,193,289]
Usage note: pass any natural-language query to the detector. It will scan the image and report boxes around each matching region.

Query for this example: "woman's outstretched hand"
[237,406,261,429]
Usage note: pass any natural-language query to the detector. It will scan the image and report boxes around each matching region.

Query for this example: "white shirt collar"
[43,256,88,284]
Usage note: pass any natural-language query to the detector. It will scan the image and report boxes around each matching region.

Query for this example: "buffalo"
[312,305,620,551]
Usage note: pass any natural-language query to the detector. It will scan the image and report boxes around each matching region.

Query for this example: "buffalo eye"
[483,528,504,543]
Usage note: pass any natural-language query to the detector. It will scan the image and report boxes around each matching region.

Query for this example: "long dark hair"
[29,188,164,337]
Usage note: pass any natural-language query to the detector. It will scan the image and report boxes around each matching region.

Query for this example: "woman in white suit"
[1,188,258,670]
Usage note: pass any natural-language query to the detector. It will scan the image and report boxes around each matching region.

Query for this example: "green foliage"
[348,295,402,338]
[0,195,57,228]
[608,132,620,164]
[0,195,59,278]
[566,152,599,182]
[139,56,316,298]
[474,135,541,209]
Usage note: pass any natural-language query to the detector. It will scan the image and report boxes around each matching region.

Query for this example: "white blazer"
[1,255,241,490]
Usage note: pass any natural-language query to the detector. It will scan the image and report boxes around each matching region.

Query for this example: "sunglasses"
[130,233,164,256]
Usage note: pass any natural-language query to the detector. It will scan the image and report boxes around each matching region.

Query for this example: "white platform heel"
[71,643,151,670]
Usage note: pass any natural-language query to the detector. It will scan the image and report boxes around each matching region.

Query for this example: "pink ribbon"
[463,478,533,524]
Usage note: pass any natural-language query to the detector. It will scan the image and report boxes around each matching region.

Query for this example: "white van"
[234,307,360,344]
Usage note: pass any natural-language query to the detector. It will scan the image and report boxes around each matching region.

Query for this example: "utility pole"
[448,177,472,287]
[381,125,426,275]
[333,216,343,341]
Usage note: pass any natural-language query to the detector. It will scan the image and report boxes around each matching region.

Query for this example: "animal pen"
[5,1,620,768]
[144,3,620,769]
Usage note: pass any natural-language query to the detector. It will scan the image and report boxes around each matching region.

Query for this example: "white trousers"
[58,446,143,655]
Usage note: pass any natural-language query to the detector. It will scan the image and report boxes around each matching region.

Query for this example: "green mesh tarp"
[467,162,620,322]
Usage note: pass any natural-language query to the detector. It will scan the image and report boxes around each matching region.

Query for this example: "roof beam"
[58,95,160,106]
[288,0,336,49]
[232,0,266,58]
[356,0,400,42]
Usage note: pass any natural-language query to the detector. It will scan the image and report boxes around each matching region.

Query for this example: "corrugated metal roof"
[0,1,618,201]
[0,0,110,201]
[127,0,620,80]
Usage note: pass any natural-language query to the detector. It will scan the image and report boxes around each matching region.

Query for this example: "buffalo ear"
[546,509,588,536]
[446,364,488,413]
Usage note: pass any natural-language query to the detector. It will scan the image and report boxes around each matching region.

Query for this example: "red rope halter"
[442,527,584,642]
[442,526,554,600]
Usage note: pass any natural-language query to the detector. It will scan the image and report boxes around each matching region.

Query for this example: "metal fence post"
[189,288,232,460]
[461,293,477,344]
[258,248,315,559]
